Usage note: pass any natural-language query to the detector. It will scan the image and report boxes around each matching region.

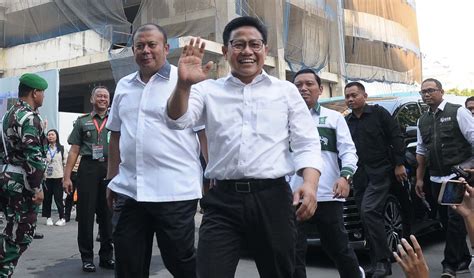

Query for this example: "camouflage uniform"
[0,100,46,277]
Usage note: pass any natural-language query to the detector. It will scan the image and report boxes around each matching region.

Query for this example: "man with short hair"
[465,96,474,116]
[63,86,114,272]
[291,69,363,278]
[344,81,407,277]
[0,73,47,276]
[415,78,473,278]
[167,16,322,278]
[106,23,203,278]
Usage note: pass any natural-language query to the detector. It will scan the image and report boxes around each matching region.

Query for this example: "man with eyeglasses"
[166,16,322,278]
[415,78,474,278]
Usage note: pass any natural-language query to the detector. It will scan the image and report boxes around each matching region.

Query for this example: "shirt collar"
[312,103,321,115]
[90,109,109,119]
[347,104,372,120]
[18,99,34,112]
[431,99,447,113]
[223,69,272,86]
[129,60,171,84]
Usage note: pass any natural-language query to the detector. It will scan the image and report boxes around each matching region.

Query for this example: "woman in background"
[42,129,67,226]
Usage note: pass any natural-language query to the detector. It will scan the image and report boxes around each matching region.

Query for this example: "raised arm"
[167,38,213,120]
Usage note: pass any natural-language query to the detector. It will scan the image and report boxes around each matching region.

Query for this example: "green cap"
[19,73,48,91]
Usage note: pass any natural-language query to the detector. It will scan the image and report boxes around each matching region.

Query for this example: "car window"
[420,103,429,113]
[395,103,420,132]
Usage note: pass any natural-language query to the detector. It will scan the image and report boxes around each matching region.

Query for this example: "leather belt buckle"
[235,181,251,193]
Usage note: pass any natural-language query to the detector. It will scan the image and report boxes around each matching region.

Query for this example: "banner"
[0,69,60,131]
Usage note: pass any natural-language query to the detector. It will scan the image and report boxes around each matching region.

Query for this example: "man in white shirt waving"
[167,16,323,278]
[290,69,364,278]
[106,23,203,278]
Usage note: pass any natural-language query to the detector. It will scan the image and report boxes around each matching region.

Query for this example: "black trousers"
[353,165,392,263]
[42,178,64,219]
[197,179,296,278]
[294,201,360,278]
[112,194,198,278]
[76,158,113,262]
[430,181,470,268]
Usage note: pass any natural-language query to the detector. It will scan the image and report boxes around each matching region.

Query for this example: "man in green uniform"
[63,86,114,272]
[0,73,47,277]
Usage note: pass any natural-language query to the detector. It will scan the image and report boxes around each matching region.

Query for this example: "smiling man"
[166,16,322,278]
[105,23,204,278]
[415,78,473,278]
[63,86,114,273]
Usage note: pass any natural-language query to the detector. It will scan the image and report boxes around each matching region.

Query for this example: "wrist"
[340,174,352,184]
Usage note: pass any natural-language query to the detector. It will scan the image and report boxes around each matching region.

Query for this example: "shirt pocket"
[256,101,288,136]
[82,125,96,139]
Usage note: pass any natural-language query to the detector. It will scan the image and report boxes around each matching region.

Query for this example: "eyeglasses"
[419,88,440,95]
[229,39,265,52]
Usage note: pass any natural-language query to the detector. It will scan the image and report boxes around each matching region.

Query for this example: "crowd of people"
[0,15,472,278]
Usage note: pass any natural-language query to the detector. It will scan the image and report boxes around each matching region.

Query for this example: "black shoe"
[456,260,471,274]
[99,259,115,270]
[82,262,96,272]
[33,232,44,239]
[371,261,392,278]
[441,265,456,278]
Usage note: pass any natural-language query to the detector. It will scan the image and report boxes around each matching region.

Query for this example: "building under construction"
[0,0,421,114]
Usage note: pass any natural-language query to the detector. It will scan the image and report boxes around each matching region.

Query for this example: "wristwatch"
[342,174,352,184]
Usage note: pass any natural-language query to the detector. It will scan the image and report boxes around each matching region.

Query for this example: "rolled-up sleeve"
[165,84,205,130]
[287,84,323,175]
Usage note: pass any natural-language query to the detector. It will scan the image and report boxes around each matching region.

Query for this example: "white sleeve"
[457,107,474,145]
[165,84,205,130]
[106,88,122,132]
[415,119,427,156]
[335,113,358,177]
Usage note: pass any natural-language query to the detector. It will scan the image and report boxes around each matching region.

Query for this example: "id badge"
[92,144,104,160]
[46,165,53,176]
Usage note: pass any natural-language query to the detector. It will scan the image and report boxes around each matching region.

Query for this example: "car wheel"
[384,195,404,254]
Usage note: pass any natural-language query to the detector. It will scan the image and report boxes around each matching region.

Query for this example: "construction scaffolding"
[0,0,422,93]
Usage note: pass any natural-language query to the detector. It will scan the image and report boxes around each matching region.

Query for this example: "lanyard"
[93,117,107,144]
[48,146,57,160]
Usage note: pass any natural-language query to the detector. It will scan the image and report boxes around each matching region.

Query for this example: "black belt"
[216,177,286,193]
[81,155,107,162]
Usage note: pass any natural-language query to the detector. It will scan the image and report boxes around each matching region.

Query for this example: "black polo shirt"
[346,104,405,168]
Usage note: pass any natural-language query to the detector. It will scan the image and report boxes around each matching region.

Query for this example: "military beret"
[19,73,48,91]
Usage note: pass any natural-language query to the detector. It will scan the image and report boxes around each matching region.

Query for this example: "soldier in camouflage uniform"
[0,73,48,277]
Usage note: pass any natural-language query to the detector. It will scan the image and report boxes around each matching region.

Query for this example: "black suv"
[304,94,444,253]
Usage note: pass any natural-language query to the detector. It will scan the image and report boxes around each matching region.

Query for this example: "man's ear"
[222,45,228,57]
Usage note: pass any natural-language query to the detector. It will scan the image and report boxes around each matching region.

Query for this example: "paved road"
[10,212,473,277]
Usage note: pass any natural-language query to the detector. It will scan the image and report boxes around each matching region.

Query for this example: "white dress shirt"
[416,99,474,182]
[290,104,358,202]
[166,71,322,180]
[107,63,202,202]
